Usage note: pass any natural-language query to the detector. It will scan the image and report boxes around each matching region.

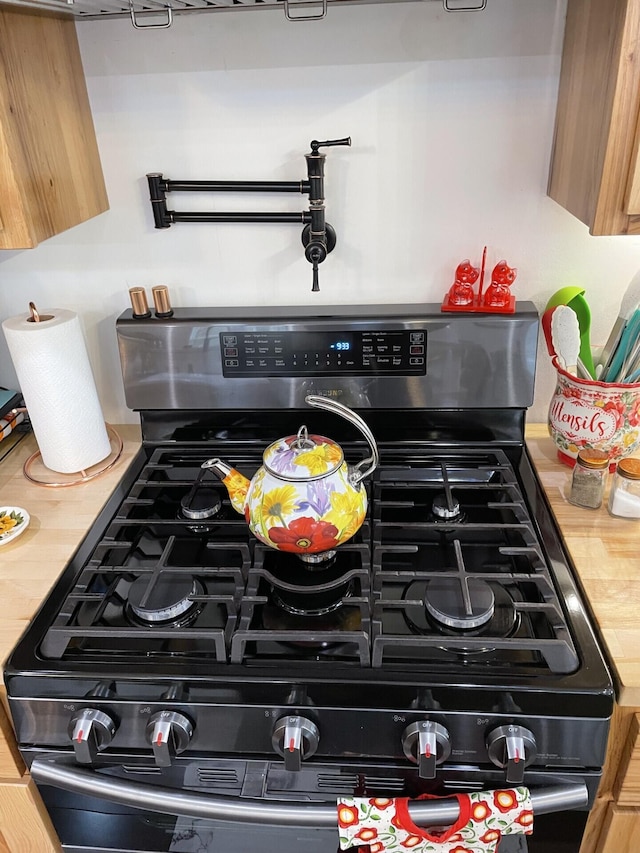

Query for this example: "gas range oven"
[4,304,613,853]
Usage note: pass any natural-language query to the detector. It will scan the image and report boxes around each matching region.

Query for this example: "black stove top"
[7,441,608,705]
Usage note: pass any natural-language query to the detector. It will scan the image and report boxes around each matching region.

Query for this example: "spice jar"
[568,449,609,509]
[607,457,640,519]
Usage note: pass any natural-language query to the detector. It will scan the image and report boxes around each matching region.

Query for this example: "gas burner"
[430,493,466,523]
[297,548,337,565]
[425,577,495,630]
[127,575,204,626]
[271,581,353,616]
[261,600,361,648]
[177,465,224,532]
[268,555,351,616]
[297,553,337,573]
[180,487,222,521]
[403,579,519,645]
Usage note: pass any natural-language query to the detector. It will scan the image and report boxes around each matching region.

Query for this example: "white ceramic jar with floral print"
[548,357,640,470]
[202,396,378,561]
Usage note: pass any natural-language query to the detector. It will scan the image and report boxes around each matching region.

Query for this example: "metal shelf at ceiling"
[0,0,486,26]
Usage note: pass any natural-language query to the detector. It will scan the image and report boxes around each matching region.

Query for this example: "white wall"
[2,0,640,425]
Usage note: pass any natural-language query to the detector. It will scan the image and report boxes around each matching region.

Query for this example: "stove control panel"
[220,329,427,377]
[24,693,607,776]
[271,715,320,771]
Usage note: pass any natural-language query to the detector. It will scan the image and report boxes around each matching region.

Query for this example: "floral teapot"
[201,395,379,561]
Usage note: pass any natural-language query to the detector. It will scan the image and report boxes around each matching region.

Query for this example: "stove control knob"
[486,725,537,784]
[69,708,117,764]
[272,715,320,772]
[402,721,451,779]
[146,711,194,767]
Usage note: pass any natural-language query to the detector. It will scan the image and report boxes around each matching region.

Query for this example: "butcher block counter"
[0,424,142,852]
[0,424,638,852]
[525,425,640,853]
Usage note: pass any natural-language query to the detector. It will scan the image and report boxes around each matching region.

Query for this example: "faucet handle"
[310,137,351,154]
[305,241,327,292]
[311,260,320,293]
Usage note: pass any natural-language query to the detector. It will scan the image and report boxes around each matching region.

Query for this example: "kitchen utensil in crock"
[202,395,379,562]
[597,273,640,379]
[541,307,557,359]
[545,287,596,378]
[603,307,640,383]
[550,305,581,376]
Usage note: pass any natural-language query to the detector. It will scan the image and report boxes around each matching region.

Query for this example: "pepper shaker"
[568,449,609,509]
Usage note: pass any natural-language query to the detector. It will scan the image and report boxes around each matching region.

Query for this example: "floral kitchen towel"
[337,787,533,852]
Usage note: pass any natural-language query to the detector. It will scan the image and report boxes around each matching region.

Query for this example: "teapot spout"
[201,458,250,515]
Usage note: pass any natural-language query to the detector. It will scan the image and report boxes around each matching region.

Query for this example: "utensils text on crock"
[545,287,596,378]
[550,305,581,376]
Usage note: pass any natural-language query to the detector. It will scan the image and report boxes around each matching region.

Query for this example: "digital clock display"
[220,329,427,377]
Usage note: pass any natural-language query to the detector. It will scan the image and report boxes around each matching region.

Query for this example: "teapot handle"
[305,394,379,485]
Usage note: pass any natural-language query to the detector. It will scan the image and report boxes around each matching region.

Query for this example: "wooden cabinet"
[0,700,61,851]
[582,711,640,853]
[617,714,640,807]
[596,805,640,852]
[0,7,108,250]
[548,0,640,235]
[0,698,24,781]
[595,713,640,852]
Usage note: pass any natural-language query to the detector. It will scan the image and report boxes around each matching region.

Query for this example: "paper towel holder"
[27,302,54,323]
[8,302,123,487]
[23,424,124,487]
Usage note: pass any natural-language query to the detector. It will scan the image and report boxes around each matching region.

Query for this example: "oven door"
[30,756,596,853]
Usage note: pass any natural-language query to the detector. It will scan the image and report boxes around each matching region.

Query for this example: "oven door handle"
[30,760,588,827]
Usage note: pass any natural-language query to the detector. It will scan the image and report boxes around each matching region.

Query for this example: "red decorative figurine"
[442,247,517,314]
[446,260,480,306]
[483,260,517,310]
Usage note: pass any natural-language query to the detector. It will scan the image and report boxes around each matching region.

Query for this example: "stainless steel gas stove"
[4,304,613,853]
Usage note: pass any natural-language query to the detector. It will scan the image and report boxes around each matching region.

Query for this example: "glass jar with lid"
[607,457,640,518]
[568,449,609,509]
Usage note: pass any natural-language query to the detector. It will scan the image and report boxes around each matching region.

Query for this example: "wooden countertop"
[0,424,638,709]
[525,424,640,708]
[0,425,142,675]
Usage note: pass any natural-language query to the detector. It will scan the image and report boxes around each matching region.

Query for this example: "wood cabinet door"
[548,0,640,235]
[0,700,24,781]
[617,714,640,807]
[595,804,640,852]
[0,778,61,852]
[0,8,108,249]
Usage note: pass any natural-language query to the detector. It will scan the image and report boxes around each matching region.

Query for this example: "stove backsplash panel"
[116,303,539,412]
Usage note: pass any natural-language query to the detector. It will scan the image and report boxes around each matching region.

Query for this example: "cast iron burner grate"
[35,446,580,675]
[230,542,372,665]
[369,453,579,673]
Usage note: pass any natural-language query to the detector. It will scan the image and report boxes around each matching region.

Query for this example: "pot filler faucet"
[146,137,351,292]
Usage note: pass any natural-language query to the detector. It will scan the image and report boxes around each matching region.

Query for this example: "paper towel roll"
[2,308,111,474]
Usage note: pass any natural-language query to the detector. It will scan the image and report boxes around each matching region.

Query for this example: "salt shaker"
[607,457,640,518]
[568,449,609,509]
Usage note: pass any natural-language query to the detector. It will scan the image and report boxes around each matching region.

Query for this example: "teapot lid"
[263,425,344,480]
